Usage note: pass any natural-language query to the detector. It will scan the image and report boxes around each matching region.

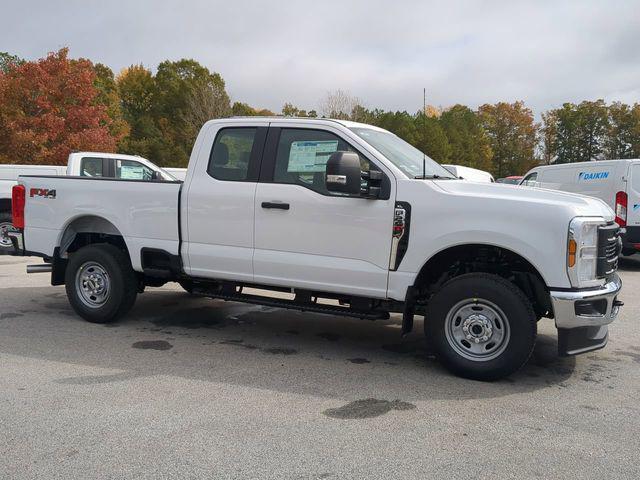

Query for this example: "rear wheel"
[65,244,138,323]
[0,212,16,252]
[425,272,537,381]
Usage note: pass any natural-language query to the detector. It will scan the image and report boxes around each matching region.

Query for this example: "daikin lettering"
[578,171,609,181]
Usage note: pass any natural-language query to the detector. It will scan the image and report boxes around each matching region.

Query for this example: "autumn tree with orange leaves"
[0,48,124,165]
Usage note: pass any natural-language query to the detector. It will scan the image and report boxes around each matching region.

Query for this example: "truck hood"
[433,180,615,221]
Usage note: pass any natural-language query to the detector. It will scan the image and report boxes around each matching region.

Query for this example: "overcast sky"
[2,0,639,115]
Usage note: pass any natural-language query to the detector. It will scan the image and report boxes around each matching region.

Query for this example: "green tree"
[116,65,161,160]
[153,59,230,166]
[440,105,493,171]
[282,102,302,117]
[414,112,451,163]
[576,99,608,161]
[478,101,537,176]
[550,100,609,163]
[540,110,558,164]
[606,102,640,159]
[0,52,23,74]
[232,101,257,116]
[93,63,129,144]
[373,111,418,144]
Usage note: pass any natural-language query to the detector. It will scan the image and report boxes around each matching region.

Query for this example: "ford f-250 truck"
[3,118,624,380]
[0,152,177,252]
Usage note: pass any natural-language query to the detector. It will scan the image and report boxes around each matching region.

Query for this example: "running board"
[192,286,390,321]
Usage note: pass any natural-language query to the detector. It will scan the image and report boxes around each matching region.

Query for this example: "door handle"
[261,201,290,210]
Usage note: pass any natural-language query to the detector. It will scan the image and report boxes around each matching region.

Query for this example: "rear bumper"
[550,275,622,355]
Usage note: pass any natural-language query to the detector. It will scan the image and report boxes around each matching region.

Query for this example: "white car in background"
[443,164,495,183]
[521,159,640,255]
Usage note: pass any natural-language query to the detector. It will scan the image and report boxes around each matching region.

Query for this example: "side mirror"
[151,170,161,181]
[326,152,361,195]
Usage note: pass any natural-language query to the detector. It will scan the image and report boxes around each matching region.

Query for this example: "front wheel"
[65,244,138,323]
[425,273,537,381]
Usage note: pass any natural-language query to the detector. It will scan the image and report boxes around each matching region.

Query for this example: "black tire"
[0,211,15,252]
[65,244,138,323]
[178,280,194,294]
[425,272,537,381]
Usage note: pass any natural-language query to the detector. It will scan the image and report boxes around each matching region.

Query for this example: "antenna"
[422,87,426,179]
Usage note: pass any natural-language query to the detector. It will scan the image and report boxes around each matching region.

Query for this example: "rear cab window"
[80,157,105,177]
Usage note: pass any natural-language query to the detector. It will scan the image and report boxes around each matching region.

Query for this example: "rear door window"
[208,128,258,181]
[80,157,105,177]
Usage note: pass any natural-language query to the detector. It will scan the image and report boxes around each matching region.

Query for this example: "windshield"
[349,127,456,179]
[157,167,177,181]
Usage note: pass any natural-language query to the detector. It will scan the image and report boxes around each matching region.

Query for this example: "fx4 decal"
[29,188,56,199]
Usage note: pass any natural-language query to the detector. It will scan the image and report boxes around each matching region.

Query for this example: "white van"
[520,159,640,254]
[443,164,494,183]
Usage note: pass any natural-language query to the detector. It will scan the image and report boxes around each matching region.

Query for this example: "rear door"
[626,163,640,227]
[253,124,395,298]
[183,121,268,282]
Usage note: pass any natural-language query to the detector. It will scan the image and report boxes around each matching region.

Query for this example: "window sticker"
[287,140,339,173]
[120,165,146,180]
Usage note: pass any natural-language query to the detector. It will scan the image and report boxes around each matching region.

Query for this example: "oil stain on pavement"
[347,358,371,364]
[132,340,173,351]
[323,398,416,419]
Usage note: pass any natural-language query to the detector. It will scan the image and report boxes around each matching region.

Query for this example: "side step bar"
[192,286,390,321]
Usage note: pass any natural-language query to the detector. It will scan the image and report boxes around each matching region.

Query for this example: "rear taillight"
[615,191,627,227]
[11,184,25,229]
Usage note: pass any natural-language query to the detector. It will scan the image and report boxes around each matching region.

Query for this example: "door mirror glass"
[326,152,362,195]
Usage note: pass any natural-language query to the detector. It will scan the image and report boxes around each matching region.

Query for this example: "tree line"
[1,49,639,175]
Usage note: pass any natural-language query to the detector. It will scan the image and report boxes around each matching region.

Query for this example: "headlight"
[567,217,605,288]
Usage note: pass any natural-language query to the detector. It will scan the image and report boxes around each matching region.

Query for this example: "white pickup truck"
[0,152,177,251]
[3,118,623,380]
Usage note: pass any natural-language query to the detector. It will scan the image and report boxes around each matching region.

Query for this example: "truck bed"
[19,175,182,271]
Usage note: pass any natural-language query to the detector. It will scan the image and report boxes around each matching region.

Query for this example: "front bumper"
[550,275,622,355]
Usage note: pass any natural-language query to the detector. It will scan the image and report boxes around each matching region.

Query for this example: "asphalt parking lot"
[1,255,639,479]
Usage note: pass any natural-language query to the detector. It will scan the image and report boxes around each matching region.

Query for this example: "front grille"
[596,223,621,278]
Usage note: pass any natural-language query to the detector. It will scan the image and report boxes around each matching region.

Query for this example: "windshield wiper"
[414,174,455,180]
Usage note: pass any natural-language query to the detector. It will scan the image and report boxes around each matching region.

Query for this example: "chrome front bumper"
[550,275,622,329]
[550,275,622,355]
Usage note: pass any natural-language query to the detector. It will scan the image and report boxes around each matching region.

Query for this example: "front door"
[253,125,395,298]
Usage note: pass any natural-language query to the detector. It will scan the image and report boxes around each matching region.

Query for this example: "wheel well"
[59,216,128,257]
[413,244,552,318]
[52,216,130,286]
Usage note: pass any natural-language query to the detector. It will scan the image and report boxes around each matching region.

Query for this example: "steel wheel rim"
[444,298,511,362]
[0,221,15,248]
[75,261,111,308]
